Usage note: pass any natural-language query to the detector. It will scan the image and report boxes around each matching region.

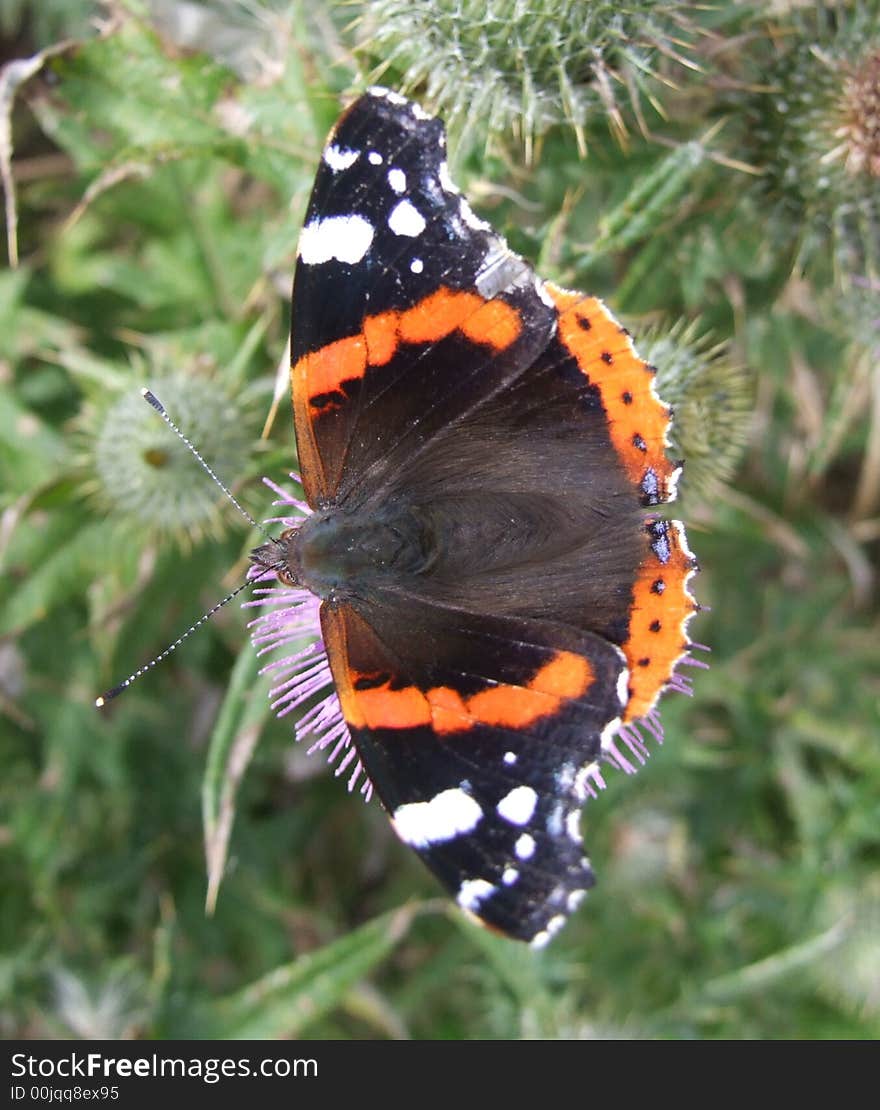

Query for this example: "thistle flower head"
[80,370,253,548]
[357,0,706,155]
[245,478,368,800]
[739,5,880,275]
[636,319,754,499]
[838,46,880,178]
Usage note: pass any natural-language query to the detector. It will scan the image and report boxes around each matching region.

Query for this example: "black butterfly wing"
[290,89,556,507]
[321,596,627,945]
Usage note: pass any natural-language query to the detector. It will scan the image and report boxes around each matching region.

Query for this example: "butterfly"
[249,88,700,947]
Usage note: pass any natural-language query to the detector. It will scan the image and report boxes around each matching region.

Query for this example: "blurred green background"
[1,0,878,1039]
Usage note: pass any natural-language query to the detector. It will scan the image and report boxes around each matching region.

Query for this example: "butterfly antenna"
[96,389,280,708]
[95,580,252,707]
[141,388,272,540]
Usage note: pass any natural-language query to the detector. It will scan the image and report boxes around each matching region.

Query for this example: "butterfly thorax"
[250,501,437,600]
[251,475,642,639]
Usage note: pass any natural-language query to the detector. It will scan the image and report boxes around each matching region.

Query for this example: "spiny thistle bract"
[356,0,706,155]
[636,319,754,500]
[739,2,880,278]
[82,371,254,548]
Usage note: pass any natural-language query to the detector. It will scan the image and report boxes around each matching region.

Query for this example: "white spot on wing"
[673,518,696,561]
[438,160,457,194]
[388,167,406,194]
[566,810,582,843]
[460,197,490,231]
[503,751,517,765]
[556,762,575,789]
[641,467,660,503]
[369,87,407,107]
[368,150,383,165]
[502,866,519,886]
[536,278,555,307]
[651,522,672,564]
[515,833,535,860]
[496,785,538,826]
[323,145,359,172]
[388,199,426,237]
[667,464,682,502]
[601,717,622,752]
[530,916,566,948]
[298,215,374,265]
[567,889,586,912]
[457,878,496,911]
[392,788,482,848]
[546,801,564,837]
[574,760,604,802]
[410,258,424,273]
[616,660,630,707]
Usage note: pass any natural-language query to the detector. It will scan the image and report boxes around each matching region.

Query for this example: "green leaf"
[45,21,240,167]
[0,387,66,494]
[0,517,117,634]
[201,642,272,914]
[695,919,851,1006]
[175,905,419,1039]
[585,141,705,261]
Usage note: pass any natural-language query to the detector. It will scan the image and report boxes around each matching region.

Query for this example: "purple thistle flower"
[245,476,372,801]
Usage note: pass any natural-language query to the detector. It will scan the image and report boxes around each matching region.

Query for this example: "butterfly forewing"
[291,89,556,506]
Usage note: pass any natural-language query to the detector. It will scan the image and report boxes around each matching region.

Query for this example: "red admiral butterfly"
[249,88,700,946]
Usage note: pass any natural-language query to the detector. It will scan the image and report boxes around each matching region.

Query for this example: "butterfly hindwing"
[321,597,628,944]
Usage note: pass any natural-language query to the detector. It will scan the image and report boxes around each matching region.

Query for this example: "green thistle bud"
[636,319,754,499]
[79,369,254,548]
[356,0,705,154]
[740,5,880,276]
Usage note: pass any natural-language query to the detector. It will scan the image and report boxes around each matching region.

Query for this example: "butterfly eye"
[275,566,297,588]
[271,528,299,585]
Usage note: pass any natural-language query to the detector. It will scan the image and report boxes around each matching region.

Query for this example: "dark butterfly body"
[250,89,699,945]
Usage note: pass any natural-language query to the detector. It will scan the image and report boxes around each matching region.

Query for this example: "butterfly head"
[249,528,302,588]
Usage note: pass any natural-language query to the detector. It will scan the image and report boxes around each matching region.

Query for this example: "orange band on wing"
[423,686,470,734]
[292,287,522,412]
[459,298,522,350]
[397,288,486,344]
[293,334,368,400]
[362,311,400,366]
[548,283,677,503]
[356,680,432,729]
[349,650,594,735]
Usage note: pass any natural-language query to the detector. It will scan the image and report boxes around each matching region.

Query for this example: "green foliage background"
[1,0,878,1039]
